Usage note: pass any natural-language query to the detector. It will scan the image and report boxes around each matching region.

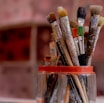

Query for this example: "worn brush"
[57,6,88,103]
[90,5,103,16]
[47,14,56,23]
[93,16,104,51]
[57,6,80,66]
[88,16,104,65]
[86,5,103,65]
[77,6,86,65]
[47,12,73,66]
[47,13,62,39]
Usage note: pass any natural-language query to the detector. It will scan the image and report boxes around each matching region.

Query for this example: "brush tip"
[77,7,86,19]
[57,6,64,10]
[98,16,104,26]
[70,21,78,28]
[57,6,68,17]
[90,5,103,15]
[47,12,57,23]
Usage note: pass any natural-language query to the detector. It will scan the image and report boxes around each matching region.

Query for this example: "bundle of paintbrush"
[86,5,104,65]
[40,5,104,103]
[47,5,104,66]
[46,7,87,103]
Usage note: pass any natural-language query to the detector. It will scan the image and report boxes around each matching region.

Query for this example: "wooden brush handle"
[64,85,70,103]
[60,38,73,66]
[72,75,88,103]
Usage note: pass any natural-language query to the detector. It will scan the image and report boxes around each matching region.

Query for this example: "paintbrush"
[86,5,103,65]
[70,21,80,56]
[57,6,80,66]
[95,16,104,47]
[77,6,86,64]
[76,26,89,101]
[47,13,74,103]
[93,16,104,52]
[71,22,89,101]
[47,14,67,65]
[70,21,86,65]
[57,7,89,103]
[47,12,73,66]
[87,16,104,65]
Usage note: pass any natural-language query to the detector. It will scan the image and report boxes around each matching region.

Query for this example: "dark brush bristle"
[47,12,57,23]
[70,21,78,28]
[77,7,86,19]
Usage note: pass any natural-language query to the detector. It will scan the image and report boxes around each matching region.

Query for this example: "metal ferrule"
[78,18,85,26]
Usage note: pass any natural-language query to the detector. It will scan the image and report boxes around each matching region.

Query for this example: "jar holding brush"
[37,66,96,103]
[37,4,104,103]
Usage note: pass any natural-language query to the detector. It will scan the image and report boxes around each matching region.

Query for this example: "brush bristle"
[77,7,86,19]
[47,12,57,23]
[49,12,57,21]
[70,21,78,28]
[98,16,104,26]
[90,5,103,15]
[57,6,68,17]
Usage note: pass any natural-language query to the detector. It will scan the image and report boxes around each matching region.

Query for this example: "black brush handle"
[56,41,68,66]
[78,54,86,65]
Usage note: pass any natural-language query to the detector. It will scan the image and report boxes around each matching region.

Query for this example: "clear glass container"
[36,66,96,103]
